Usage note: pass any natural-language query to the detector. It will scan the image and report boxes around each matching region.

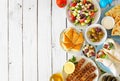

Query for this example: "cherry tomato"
[56,0,67,8]
[90,11,95,17]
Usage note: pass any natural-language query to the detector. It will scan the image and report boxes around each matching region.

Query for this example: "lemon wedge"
[64,62,75,74]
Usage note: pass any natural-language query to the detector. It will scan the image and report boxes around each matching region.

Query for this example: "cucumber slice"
[73,11,78,16]
[88,0,92,2]
[85,19,91,23]
[70,7,75,10]
[74,20,79,25]
[94,8,98,12]
[80,22,86,26]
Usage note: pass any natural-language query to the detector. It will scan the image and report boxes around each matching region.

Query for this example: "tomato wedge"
[90,11,95,17]
[79,19,85,23]
[70,2,77,7]
[83,0,86,4]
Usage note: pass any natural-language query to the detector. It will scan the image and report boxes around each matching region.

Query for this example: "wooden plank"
[8,0,22,81]
[23,0,38,81]
[38,0,51,80]
[52,0,67,73]
[0,0,8,81]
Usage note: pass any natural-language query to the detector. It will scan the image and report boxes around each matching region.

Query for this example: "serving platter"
[62,56,99,81]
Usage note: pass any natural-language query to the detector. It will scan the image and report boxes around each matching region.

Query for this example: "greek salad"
[67,0,98,26]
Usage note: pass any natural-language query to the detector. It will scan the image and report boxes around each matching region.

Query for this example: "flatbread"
[105,5,120,36]
[112,21,120,35]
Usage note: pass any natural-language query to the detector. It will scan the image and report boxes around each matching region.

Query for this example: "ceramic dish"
[62,56,99,81]
[85,24,107,45]
[66,0,101,29]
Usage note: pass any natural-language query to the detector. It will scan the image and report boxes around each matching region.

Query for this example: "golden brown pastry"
[105,5,120,36]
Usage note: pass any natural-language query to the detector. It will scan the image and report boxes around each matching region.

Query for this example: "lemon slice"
[64,62,75,74]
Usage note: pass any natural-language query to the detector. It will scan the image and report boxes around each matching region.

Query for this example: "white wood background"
[0,0,120,81]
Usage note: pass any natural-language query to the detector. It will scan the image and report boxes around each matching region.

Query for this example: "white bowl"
[85,24,107,45]
[101,16,115,30]
[66,0,101,29]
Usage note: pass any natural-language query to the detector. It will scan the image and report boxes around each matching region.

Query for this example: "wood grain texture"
[8,0,22,81]
[0,0,120,81]
[0,0,8,81]
[52,0,67,73]
[23,0,38,81]
[38,0,52,81]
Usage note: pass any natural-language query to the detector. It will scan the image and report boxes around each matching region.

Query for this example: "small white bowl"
[85,24,107,45]
[101,16,115,30]
[66,0,101,29]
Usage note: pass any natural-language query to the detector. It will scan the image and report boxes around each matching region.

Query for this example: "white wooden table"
[0,0,120,81]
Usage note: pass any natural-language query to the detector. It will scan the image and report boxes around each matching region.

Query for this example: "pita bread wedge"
[105,5,120,36]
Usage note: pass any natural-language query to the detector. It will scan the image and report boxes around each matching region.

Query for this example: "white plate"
[62,56,99,81]
[66,0,101,29]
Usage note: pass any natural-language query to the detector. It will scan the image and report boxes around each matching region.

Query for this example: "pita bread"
[105,5,120,36]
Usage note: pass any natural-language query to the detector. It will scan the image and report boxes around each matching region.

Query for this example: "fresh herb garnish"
[69,56,78,65]
[100,54,108,59]
[69,56,76,62]
[109,42,114,50]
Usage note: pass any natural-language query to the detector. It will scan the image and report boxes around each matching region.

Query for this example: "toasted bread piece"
[65,28,73,41]
[61,42,74,51]
[62,33,71,43]
[75,32,84,44]
[72,30,79,43]
[71,44,82,51]
[112,21,120,36]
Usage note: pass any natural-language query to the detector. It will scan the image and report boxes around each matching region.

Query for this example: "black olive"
[107,76,113,81]
[77,0,81,3]
[80,14,86,19]
[89,4,94,10]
